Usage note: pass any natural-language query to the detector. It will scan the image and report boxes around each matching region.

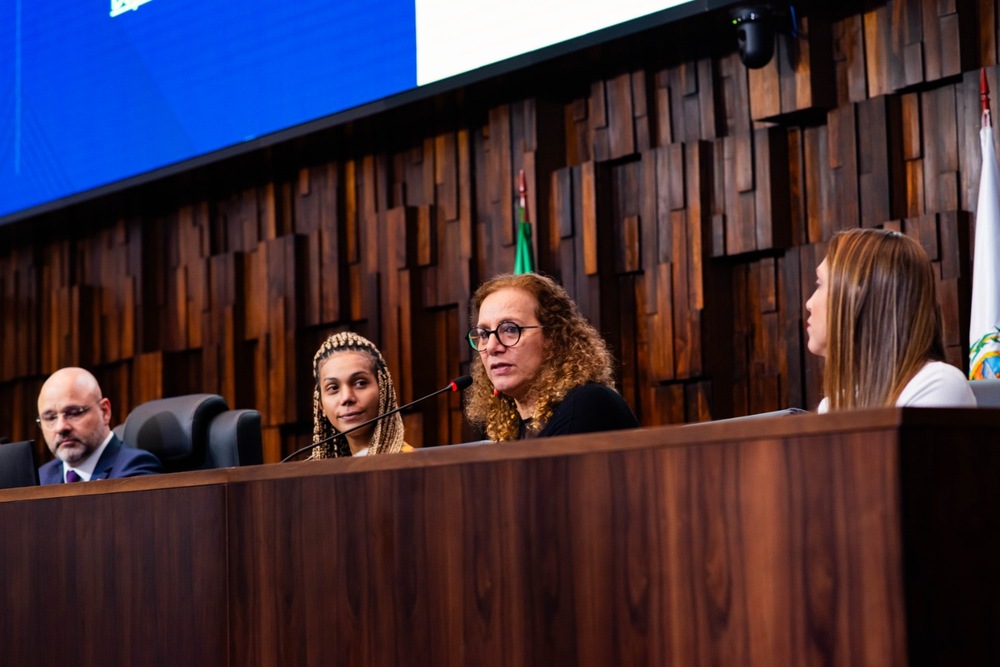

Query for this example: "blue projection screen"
[3,0,697,223]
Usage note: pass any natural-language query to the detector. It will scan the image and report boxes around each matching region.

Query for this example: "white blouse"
[817,361,976,413]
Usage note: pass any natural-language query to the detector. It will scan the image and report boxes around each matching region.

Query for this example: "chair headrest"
[207,409,263,467]
[123,394,228,465]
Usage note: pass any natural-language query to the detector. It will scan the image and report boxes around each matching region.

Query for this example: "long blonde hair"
[464,273,617,440]
[822,228,944,410]
[310,331,405,457]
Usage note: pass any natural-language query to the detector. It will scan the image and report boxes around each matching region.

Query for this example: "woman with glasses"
[805,227,975,412]
[465,273,638,441]
[308,331,413,457]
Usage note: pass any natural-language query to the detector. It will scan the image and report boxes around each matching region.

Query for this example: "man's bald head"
[37,367,113,465]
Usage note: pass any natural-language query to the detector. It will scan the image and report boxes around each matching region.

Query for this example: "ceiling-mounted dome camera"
[731,5,777,69]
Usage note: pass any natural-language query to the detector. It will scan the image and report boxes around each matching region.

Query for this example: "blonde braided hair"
[309,331,405,457]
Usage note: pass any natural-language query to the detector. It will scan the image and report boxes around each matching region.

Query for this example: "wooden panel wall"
[2,1,997,460]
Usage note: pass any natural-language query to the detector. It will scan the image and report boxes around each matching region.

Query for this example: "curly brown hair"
[464,273,617,440]
[309,331,405,457]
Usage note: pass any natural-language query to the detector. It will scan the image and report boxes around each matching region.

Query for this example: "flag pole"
[519,169,528,219]
[982,68,991,128]
[513,169,536,274]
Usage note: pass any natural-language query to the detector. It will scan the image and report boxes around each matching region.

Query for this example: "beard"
[52,436,97,465]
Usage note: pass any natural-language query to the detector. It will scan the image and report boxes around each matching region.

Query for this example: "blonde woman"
[310,332,412,457]
[465,273,638,441]
[805,228,976,412]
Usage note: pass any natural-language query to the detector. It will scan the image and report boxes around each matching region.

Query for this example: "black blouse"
[518,382,639,439]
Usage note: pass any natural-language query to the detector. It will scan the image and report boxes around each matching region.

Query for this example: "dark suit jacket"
[38,434,162,485]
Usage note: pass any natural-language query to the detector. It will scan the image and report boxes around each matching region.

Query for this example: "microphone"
[281,375,473,462]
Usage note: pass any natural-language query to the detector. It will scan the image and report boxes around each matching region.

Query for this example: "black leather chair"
[121,394,263,472]
[207,408,264,468]
[0,440,40,489]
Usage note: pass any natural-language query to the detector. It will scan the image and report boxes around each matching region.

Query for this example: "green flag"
[514,169,535,274]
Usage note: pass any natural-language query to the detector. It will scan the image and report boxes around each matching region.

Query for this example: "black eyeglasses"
[36,403,98,429]
[467,321,542,351]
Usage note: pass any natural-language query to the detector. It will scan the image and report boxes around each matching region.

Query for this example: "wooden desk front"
[3,409,998,666]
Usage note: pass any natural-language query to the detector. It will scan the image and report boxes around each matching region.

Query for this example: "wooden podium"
[3,408,999,665]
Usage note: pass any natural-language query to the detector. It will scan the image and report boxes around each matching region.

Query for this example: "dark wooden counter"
[3,409,999,665]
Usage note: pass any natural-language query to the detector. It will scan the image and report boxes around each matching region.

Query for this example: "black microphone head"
[450,375,473,391]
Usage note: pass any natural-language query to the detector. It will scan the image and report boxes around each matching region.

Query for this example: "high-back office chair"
[207,408,264,468]
[970,379,1000,408]
[121,394,263,472]
[0,440,40,489]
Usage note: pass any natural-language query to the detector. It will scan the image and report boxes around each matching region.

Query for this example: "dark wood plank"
[922,84,961,213]
[862,7,890,96]
[754,127,791,251]
[828,104,860,231]
[582,161,599,276]
[858,95,905,228]
[606,72,636,160]
[832,14,868,104]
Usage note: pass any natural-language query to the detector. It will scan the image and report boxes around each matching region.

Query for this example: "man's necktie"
[65,470,82,483]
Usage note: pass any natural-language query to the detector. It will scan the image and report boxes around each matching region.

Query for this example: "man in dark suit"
[37,367,162,484]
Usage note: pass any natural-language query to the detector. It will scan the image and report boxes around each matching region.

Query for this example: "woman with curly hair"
[309,331,412,457]
[465,273,638,441]
[805,227,975,412]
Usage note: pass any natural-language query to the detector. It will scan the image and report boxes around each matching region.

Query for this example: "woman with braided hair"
[465,272,638,441]
[309,331,412,458]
